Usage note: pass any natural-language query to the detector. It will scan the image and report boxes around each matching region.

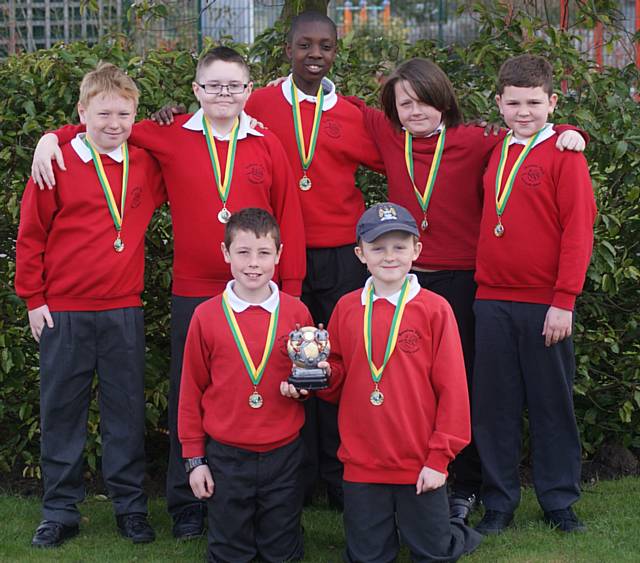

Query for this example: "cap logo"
[378,206,398,222]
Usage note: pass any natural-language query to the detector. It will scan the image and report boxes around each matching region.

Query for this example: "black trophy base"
[288,367,328,390]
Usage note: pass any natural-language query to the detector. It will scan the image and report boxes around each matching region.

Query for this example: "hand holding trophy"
[287,324,330,390]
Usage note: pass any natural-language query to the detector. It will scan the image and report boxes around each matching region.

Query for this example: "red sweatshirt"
[317,285,470,483]
[245,86,385,248]
[475,134,596,310]
[53,117,306,297]
[15,140,166,311]
[178,289,313,456]
[348,97,585,271]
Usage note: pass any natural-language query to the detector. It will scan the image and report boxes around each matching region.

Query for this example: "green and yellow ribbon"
[84,136,129,235]
[291,79,324,173]
[363,277,411,384]
[404,127,446,215]
[495,129,543,219]
[202,115,240,207]
[222,291,280,387]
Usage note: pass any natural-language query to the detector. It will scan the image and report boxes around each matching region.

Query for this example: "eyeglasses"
[196,82,248,95]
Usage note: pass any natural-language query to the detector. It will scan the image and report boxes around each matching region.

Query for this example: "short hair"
[288,10,337,42]
[79,62,139,108]
[196,46,250,82]
[381,58,462,129]
[497,55,554,96]
[224,208,281,248]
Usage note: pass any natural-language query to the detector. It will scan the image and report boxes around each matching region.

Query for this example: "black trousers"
[205,438,304,563]
[473,300,581,513]
[39,308,148,526]
[167,294,210,517]
[300,244,368,499]
[412,270,482,497]
[342,482,482,563]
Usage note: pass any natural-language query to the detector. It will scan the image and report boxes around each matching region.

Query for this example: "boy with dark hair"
[30,46,306,537]
[283,202,483,562]
[15,62,166,547]
[179,207,313,562]
[473,54,596,534]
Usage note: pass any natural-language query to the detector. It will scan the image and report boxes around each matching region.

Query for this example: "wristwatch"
[184,456,207,474]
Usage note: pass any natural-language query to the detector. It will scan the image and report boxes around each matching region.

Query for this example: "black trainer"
[116,513,156,544]
[172,504,205,539]
[449,493,477,523]
[543,508,586,533]
[475,509,514,535]
[31,520,79,548]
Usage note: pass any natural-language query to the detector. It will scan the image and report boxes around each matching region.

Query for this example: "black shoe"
[543,508,586,533]
[31,520,79,548]
[449,493,477,523]
[475,509,514,535]
[116,513,155,544]
[172,504,205,539]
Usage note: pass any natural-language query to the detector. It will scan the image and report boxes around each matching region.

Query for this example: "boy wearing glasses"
[30,47,306,538]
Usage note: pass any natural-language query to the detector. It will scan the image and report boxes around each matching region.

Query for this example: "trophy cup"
[287,324,330,390]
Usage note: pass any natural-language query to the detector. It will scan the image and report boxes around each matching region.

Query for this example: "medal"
[203,115,239,225]
[299,174,312,191]
[217,207,231,224]
[291,79,324,190]
[222,291,280,409]
[370,385,384,406]
[363,277,411,406]
[249,389,264,409]
[494,128,543,235]
[84,137,128,254]
[405,127,445,234]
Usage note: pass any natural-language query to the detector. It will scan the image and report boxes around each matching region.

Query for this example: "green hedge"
[1,4,638,476]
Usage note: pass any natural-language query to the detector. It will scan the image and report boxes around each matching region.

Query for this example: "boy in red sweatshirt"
[30,47,306,537]
[473,55,596,535]
[178,208,313,562]
[15,63,166,548]
[283,202,482,562]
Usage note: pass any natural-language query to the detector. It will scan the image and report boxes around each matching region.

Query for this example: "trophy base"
[288,367,328,390]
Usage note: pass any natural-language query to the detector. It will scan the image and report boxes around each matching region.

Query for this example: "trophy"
[287,324,330,390]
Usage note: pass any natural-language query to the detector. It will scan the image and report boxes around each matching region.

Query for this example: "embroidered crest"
[378,206,398,222]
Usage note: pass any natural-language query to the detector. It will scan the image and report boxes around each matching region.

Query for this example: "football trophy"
[287,324,330,390]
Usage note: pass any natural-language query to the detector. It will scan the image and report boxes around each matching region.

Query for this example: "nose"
[308,44,322,59]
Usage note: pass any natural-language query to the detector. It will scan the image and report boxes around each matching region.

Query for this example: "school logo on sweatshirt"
[130,186,143,208]
[398,329,421,353]
[521,164,544,187]
[246,163,265,184]
[323,119,342,139]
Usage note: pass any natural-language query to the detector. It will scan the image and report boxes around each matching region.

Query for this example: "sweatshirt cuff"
[424,451,451,476]
[551,291,576,311]
[26,295,46,310]
[181,440,206,458]
[281,278,302,297]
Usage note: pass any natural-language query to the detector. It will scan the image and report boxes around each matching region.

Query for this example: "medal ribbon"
[221,291,280,387]
[495,129,543,217]
[404,127,446,214]
[363,277,411,384]
[202,116,240,207]
[291,79,324,172]
[84,137,129,233]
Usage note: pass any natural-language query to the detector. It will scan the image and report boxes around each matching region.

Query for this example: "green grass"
[1,478,639,562]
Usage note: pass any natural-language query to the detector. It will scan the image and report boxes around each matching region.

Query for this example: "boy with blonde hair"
[16,62,166,547]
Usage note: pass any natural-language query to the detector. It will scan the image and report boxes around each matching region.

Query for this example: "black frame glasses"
[196,82,248,95]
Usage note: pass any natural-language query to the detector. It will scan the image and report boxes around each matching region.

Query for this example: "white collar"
[71,133,125,163]
[403,122,444,138]
[182,109,263,140]
[360,274,421,306]
[508,122,555,148]
[224,280,280,313]
[281,74,338,111]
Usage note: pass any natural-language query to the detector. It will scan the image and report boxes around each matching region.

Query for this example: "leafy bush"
[0,3,638,477]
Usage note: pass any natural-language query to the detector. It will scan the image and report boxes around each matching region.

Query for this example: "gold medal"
[494,221,505,238]
[113,236,125,252]
[370,386,384,406]
[299,174,312,191]
[249,391,264,409]
[217,207,231,224]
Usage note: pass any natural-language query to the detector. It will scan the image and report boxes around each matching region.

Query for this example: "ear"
[413,241,423,261]
[221,242,231,264]
[192,81,201,100]
[548,93,558,114]
[246,81,254,97]
[275,243,283,265]
[495,94,503,114]
[78,102,87,125]
[354,245,366,264]
[285,41,293,61]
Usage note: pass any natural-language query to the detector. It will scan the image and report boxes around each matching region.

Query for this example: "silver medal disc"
[494,222,505,238]
[114,237,125,253]
[218,208,232,224]
[299,176,312,191]
[249,392,264,409]
[370,389,384,406]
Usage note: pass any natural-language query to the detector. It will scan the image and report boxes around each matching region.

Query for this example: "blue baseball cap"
[356,202,419,243]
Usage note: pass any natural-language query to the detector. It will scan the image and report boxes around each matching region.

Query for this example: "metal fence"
[1,0,638,69]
